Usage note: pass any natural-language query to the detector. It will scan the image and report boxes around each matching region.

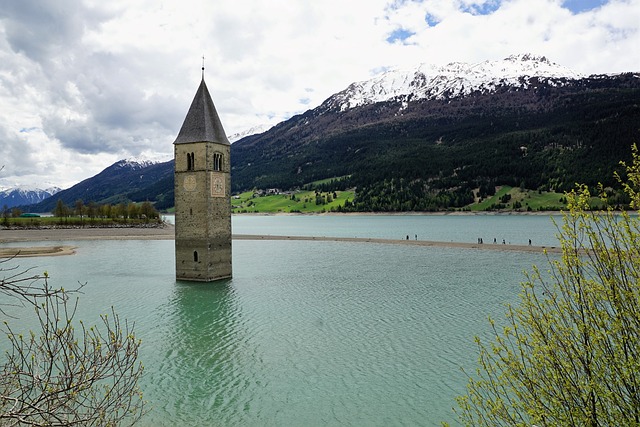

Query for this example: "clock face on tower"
[210,172,225,197]
[183,175,197,191]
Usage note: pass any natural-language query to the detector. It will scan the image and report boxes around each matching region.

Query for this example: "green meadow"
[231,186,572,214]
[469,186,610,212]
[470,186,567,212]
[229,186,580,214]
[232,190,355,214]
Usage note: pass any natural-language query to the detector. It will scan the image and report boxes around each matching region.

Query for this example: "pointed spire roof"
[174,78,230,145]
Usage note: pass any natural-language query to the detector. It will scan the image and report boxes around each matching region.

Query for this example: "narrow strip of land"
[233,234,561,253]
[1,225,560,257]
[0,226,175,242]
[0,245,76,258]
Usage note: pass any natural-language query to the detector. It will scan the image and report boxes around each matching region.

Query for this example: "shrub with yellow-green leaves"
[452,145,640,426]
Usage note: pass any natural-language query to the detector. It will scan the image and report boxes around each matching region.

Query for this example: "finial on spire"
[201,55,205,79]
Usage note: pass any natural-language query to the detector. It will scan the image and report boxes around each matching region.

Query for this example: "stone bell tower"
[173,75,232,281]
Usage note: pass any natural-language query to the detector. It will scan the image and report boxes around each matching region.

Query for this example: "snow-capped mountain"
[116,157,165,169]
[231,53,639,195]
[0,186,61,209]
[24,156,175,213]
[323,54,585,112]
[228,124,273,143]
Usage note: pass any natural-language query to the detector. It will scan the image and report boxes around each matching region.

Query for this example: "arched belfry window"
[187,152,195,171]
[193,251,199,262]
[213,153,222,171]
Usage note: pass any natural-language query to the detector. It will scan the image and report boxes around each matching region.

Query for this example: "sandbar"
[1,224,560,257]
[0,225,176,243]
[0,245,77,258]
[233,234,560,253]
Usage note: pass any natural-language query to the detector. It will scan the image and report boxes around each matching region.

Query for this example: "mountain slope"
[27,159,173,213]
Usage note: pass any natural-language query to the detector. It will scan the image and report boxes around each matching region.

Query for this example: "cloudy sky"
[0,0,638,189]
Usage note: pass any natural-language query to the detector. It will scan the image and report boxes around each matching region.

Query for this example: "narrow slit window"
[193,251,199,262]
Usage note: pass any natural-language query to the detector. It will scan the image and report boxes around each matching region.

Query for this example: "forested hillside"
[231,74,640,211]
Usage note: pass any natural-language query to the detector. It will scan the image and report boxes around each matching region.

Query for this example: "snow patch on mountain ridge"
[116,157,164,169]
[228,124,274,143]
[326,54,586,111]
[0,185,61,195]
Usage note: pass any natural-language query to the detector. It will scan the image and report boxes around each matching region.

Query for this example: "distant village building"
[252,188,282,197]
[173,75,232,281]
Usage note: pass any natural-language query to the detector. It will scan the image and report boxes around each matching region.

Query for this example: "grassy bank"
[232,190,355,213]
[470,186,567,212]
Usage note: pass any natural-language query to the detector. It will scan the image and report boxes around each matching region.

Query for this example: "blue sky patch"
[386,28,416,44]
[562,0,609,13]
[461,1,501,16]
[425,13,440,27]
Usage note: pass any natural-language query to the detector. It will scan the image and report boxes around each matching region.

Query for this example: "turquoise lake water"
[0,215,560,426]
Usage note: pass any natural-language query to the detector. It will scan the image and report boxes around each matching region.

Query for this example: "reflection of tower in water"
[148,280,258,424]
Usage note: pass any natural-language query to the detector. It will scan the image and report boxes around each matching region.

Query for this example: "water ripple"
[5,237,547,426]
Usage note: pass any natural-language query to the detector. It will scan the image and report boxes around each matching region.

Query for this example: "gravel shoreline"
[1,224,559,257]
[0,224,176,243]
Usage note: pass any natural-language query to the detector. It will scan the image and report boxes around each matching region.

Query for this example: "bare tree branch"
[0,262,145,426]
